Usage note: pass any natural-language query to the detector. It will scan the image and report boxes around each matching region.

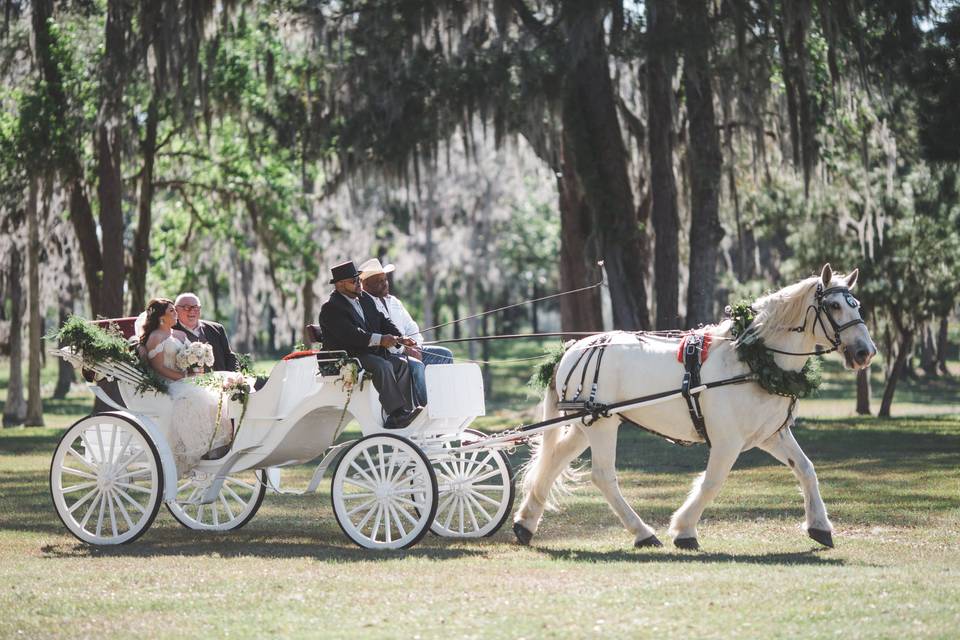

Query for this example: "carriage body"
[50,338,513,550]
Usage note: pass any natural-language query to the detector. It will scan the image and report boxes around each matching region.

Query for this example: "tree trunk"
[26,178,44,426]
[96,0,132,319]
[3,246,26,427]
[557,142,604,332]
[129,95,158,315]
[53,290,75,400]
[646,0,680,329]
[422,189,436,333]
[560,2,649,330]
[919,323,938,377]
[936,315,949,376]
[855,368,871,415]
[879,329,914,418]
[68,179,102,315]
[681,0,724,328]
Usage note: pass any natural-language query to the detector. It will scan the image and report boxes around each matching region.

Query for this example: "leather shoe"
[383,407,422,429]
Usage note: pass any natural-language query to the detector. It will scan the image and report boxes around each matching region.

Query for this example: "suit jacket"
[174,319,237,372]
[319,290,401,356]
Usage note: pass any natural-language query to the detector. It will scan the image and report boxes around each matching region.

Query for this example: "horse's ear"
[820,263,833,287]
[845,268,859,290]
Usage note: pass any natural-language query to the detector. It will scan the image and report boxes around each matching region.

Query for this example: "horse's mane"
[735,276,822,345]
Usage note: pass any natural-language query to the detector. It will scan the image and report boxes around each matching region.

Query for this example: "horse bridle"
[766,283,866,357]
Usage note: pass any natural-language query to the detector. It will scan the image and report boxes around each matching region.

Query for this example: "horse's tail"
[519,380,584,512]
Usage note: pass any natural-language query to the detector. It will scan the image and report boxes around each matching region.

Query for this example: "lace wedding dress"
[148,335,232,476]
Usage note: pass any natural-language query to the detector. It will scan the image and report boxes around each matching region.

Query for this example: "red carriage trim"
[676,332,713,363]
[282,350,320,361]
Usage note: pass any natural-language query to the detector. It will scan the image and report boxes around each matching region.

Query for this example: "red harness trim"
[282,350,320,361]
[676,332,713,363]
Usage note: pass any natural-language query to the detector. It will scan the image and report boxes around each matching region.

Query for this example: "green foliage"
[729,302,822,399]
[528,343,567,391]
[51,316,168,394]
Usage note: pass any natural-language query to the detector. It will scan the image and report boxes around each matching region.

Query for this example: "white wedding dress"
[148,335,232,477]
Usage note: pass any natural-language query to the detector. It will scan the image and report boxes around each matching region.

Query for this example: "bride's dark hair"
[139,297,175,348]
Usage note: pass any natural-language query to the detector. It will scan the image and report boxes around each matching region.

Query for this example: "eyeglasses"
[176,305,201,312]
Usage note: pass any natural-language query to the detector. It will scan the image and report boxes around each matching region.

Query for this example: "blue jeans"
[410,346,455,406]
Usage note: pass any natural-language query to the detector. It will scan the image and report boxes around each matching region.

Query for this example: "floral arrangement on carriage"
[50,315,169,394]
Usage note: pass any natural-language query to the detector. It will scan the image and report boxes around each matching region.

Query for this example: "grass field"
[1,348,959,638]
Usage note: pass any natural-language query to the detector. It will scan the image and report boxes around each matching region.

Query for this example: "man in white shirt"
[359,258,454,406]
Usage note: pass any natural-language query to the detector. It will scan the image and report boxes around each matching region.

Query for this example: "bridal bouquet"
[175,341,215,373]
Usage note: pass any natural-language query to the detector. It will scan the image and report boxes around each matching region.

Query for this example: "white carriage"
[49,332,515,550]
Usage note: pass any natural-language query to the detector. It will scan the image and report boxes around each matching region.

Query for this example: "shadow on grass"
[532,545,847,567]
[38,538,490,562]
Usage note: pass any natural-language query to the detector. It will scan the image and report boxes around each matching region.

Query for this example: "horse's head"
[813,264,877,370]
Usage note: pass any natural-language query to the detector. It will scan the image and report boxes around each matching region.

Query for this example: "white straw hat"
[358,258,396,280]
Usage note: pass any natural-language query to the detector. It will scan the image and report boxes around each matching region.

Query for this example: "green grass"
[1,348,959,638]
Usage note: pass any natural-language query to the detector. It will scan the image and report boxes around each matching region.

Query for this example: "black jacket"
[319,290,401,355]
[174,319,238,372]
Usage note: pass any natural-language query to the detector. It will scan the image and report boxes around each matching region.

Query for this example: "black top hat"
[329,260,360,284]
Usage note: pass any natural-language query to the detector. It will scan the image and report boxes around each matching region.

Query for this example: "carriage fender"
[100,410,179,501]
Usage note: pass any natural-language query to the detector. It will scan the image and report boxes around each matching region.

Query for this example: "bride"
[139,297,237,476]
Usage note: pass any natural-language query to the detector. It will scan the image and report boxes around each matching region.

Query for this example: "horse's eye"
[831,302,841,311]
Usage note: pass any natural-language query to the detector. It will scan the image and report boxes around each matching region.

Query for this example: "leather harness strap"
[680,332,711,447]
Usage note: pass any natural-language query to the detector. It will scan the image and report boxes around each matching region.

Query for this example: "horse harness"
[554,331,734,447]
[766,283,865,357]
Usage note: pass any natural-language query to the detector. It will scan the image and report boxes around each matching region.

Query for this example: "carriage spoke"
[113,468,151,482]
[341,491,376,501]
[468,483,506,491]
[68,487,99,515]
[464,468,501,484]
[355,502,378,530]
[361,449,381,483]
[386,454,411,484]
[464,494,480,531]
[197,503,206,524]
[469,489,502,507]
[219,494,236,521]
[177,479,193,493]
[224,477,257,493]
[465,492,493,524]
[116,481,152,494]
[108,422,119,464]
[114,448,145,470]
[107,489,119,537]
[114,486,147,515]
[377,444,386,484]
[383,503,393,543]
[223,483,248,510]
[95,424,107,465]
[371,505,383,542]
[62,481,97,494]
[349,461,378,487]
[458,497,465,534]
[79,431,96,462]
[112,489,135,531]
[387,503,407,539]
[342,476,376,492]
[391,494,425,509]
[60,466,98,480]
[346,498,377,517]
[212,501,220,526]
[95,492,107,537]
[442,496,458,530]
[79,491,102,530]
[66,446,97,472]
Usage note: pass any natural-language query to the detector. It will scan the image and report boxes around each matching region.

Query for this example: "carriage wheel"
[331,434,437,550]
[430,429,515,538]
[166,469,266,532]
[50,414,163,545]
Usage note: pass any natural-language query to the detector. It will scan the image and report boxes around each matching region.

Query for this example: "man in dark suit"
[319,261,421,429]
[173,292,238,372]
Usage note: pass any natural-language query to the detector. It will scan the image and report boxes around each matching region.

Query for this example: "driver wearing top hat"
[318,260,421,429]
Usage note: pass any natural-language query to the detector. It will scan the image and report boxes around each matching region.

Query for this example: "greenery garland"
[51,316,169,395]
[528,343,568,392]
[728,301,822,399]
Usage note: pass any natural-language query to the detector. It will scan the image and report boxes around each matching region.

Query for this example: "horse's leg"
[585,418,662,548]
[757,426,834,548]
[668,442,741,550]
[513,425,589,544]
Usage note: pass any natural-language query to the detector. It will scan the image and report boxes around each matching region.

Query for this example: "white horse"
[513,264,877,550]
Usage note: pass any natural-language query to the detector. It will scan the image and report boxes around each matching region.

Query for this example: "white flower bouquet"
[175,341,215,373]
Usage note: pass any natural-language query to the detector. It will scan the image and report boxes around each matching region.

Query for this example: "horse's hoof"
[635,534,663,548]
[674,537,700,551]
[808,528,834,548]
[513,522,533,546]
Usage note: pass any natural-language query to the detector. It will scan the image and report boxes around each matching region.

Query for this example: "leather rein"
[762,284,866,357]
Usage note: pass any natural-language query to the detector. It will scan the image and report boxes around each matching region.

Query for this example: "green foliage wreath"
[728,302,822,399]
